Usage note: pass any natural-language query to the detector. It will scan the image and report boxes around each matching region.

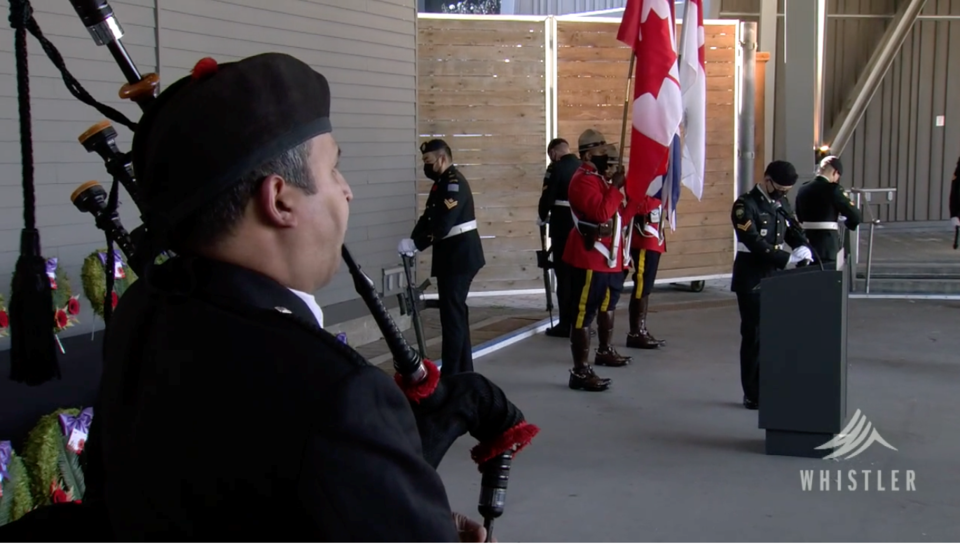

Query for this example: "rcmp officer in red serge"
[537,137,582,338]
[564,129,634,392]
[398,140,485,377]
[795,155,862,268]
[625,194,667,349]
[731,160,813,409]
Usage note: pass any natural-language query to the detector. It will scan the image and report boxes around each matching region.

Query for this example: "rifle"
[535,224,555,325]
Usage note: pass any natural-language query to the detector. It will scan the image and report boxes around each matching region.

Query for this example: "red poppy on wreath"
[55,309,68,329]
[67,297,81,316]
[0,310,8,329]
[111,291,119,309]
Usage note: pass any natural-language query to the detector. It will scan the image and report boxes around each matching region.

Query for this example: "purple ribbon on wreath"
[98,250,123,267]
[0,440,12,482]
[46,257,58,286]
[59,408,94,440]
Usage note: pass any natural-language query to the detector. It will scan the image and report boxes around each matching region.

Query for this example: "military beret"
[764,160,799,186]
[131,52,332,238]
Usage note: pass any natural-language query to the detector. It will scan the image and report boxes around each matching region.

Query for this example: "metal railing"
[848,188,897,293]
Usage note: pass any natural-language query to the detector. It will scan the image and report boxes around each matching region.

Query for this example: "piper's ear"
[257,174,297,228]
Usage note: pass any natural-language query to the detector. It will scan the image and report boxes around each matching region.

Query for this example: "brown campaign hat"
[577,129,617,155]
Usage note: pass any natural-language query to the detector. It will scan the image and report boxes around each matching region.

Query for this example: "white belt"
[736,242,783,254]
[443,219,478,239]
[569,209,627,267]
[554,200,570,207]
[802,221,839,230]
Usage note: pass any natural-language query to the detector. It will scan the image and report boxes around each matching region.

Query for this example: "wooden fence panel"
[555,19,740,281]
[417,16,548,290]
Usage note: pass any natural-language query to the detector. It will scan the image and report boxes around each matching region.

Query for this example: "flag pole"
[617,51,636,168]
[665,0,692,226]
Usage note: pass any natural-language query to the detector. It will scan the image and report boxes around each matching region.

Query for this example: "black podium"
[757,264,849,458]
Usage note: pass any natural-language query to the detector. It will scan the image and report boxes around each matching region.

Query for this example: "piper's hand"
[536,217,548,227]
[453,512,493,543]
[398,238,418,257]
[788,246,812,265]
[952,217,960,228]
[610,165,626,189]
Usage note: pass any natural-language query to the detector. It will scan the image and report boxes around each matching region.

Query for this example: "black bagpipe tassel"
[8,0,60,385]
[9,230,60,385]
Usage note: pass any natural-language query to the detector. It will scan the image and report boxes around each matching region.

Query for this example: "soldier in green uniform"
[730,161,812,409]
[795,156,862,268]
[398,140,486,377]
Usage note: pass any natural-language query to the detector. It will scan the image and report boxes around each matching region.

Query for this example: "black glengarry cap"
[132,52,332,239]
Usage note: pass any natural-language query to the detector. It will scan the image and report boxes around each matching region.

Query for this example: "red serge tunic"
[562,163,638,273]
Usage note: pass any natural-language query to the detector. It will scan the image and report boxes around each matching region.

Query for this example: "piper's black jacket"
[81,256,459,542]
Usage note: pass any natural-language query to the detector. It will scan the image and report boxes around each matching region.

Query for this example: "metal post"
[783,0,827,181]
[738,22,757,196]
[865,220,878,294]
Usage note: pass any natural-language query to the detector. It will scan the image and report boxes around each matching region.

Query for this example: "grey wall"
[721,0,960,222]
[0,0,418,348]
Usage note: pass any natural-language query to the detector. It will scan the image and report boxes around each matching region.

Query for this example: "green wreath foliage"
[0,445,34,526]
[21,408,86,505]
[81,249,138,319]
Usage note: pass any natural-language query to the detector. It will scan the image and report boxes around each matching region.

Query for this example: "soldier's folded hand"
[788,246,812,264]
[397,237,418,256]
[610,165,626,189]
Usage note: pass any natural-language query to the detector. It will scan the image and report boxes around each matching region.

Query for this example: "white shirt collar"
[287,288,324,328]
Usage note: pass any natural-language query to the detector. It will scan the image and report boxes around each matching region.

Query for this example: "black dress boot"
[626,296,664,349]
[594,311,632,367]
[568,327,610,391]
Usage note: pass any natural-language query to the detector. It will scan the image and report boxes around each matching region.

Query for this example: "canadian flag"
[679,0,707,202]
[616,0,684,201]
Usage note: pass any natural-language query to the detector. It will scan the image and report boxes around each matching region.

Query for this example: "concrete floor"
[432,298,960,542]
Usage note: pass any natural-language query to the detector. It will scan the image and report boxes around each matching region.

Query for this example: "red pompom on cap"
[191,57,218,80]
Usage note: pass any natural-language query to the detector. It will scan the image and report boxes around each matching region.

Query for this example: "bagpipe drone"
[6,0,539,538]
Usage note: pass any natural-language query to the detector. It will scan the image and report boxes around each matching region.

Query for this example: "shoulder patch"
[447,183,459,192]
[735,206,745,219]
[444,198,458,209]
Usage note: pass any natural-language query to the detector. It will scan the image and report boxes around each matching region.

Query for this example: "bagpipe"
[6,0,538,538]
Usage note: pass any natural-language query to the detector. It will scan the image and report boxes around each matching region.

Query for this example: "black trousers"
[553,234,572,327]
[736,291,761,401]
[629,248,661,299]
[436,273,475,376]
[568,268,625,329]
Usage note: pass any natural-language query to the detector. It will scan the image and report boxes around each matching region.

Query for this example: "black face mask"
[423,163,441,182]
[591,155,610,177]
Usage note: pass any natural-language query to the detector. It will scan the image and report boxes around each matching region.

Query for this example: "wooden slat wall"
[417,17,548,290]
[555,20,738,280]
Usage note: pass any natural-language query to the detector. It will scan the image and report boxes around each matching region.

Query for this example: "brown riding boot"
[626,296,665,349]
[594,311,632,367]
[568,327,611,391]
